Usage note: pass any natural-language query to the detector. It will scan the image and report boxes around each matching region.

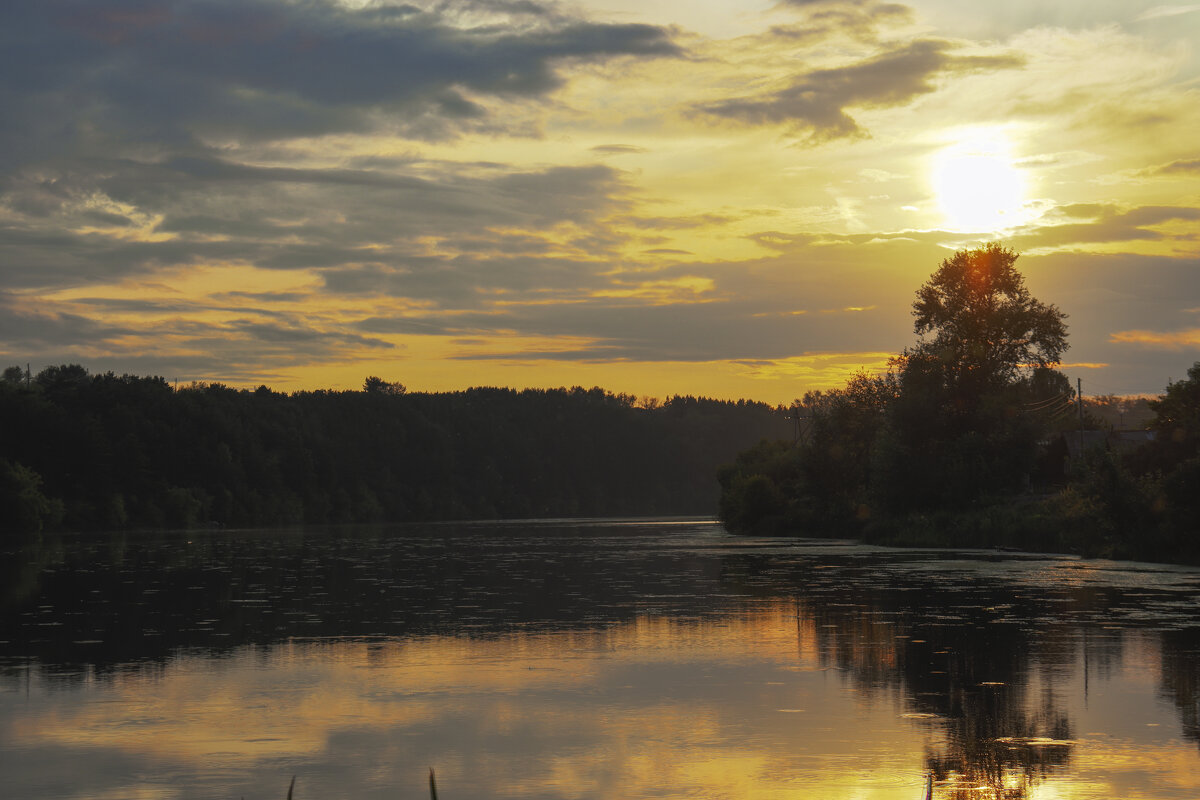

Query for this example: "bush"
[0,459,64,535]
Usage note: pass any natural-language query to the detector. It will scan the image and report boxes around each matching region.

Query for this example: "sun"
[931,133,1028,233]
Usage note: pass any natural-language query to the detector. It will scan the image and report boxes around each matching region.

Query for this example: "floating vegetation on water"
[993,736,1076,747]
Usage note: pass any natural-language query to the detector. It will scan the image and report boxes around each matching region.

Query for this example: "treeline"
[718,245,1200,564]
[0,364,790,534]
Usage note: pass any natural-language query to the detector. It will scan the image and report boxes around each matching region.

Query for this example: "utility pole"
[785,404,804,445]
[1077,377,1085,455]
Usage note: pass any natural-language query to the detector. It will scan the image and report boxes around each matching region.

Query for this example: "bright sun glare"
[932,133,1028,233]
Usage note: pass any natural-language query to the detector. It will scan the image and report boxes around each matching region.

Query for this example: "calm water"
[3,518,1200,800]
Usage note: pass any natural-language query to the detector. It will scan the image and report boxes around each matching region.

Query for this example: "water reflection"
[4,521,1200,798]
[727,550,1200,799]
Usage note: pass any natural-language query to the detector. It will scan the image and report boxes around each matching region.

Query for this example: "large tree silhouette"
[720,243,1075,532]
[874,245,1070,511]
[911,243,1068,412]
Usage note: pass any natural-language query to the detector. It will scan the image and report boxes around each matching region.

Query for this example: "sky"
[2,0,1198,404]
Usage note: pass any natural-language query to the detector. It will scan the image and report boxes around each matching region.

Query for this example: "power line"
[1021,392,1072,411]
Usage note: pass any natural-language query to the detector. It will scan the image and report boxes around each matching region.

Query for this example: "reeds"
[275,769,436,799]
[274,768,931,799]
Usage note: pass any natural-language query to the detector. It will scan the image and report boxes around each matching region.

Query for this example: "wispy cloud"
[1012,205,1200,250]
[1110,328,1200,349]
[696,39,1022,142]
[1134,4,1200,22]
[1148,158,1200,175]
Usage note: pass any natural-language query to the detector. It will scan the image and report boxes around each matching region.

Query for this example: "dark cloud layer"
[0,157,631,292]
[0,0,680,172]
[0,292,133,347]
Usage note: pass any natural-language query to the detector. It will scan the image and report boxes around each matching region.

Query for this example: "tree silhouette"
[363,376,406,395]
[0,368,790,534]
[720,243,1076,533]
[912,243,1067,412]
[1150,362,1200,449]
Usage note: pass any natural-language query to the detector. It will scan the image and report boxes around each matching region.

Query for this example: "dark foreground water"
[3,518,1200,799]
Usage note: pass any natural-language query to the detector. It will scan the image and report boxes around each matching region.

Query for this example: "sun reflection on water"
[5,601,1200,799]
[5,525,1200,799]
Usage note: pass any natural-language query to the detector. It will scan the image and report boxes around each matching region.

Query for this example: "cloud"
[490,164,629,226]
[216,291,310,304]
[336,245,920,364]
[0,158,632,292]
[1110,328,1200,350]
[1150,158,1200,175]
[0,0,670,302]
[0,292,133,347]
[320,252,616,308]
[617,212,743,230]
[226,319,393,350]
[767,0,913,44]
[1013,205,1200,249]
[696,39,1023,141]
[590,144,649,155]
[1134,5,1200,22]
[0,0,1195,401]
[0,0,681,172]
[1025,250,1200,394]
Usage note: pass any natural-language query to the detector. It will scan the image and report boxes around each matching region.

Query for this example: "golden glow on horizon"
[932,132,1029,233]
[286,351,882,405]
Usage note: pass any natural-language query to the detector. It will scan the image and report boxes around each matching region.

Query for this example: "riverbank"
[858,490,1188,565]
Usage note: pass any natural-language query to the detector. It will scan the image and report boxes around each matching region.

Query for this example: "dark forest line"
[0,365,790,534]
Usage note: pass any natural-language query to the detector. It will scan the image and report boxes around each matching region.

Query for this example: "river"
[3,518,1200,799]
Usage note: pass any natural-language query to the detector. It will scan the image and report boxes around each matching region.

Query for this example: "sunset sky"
[2,0,1198,403]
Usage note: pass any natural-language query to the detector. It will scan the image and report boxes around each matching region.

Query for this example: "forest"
[0,369,789,534]
[5,246,1196,565]
[718,244,1200,564]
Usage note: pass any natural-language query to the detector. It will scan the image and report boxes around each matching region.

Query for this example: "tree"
[1142,363,1200,546]
[0,458,64,534]
[873,247,1069,511]
[35,363,91,396]
[1150,362,1200,448]
[363,376,406,395]
[717,439,804,535]
[717,244,1075,534]
[912,243,1068,412]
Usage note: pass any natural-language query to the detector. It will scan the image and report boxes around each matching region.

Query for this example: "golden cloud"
[1110,329,1200,349]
